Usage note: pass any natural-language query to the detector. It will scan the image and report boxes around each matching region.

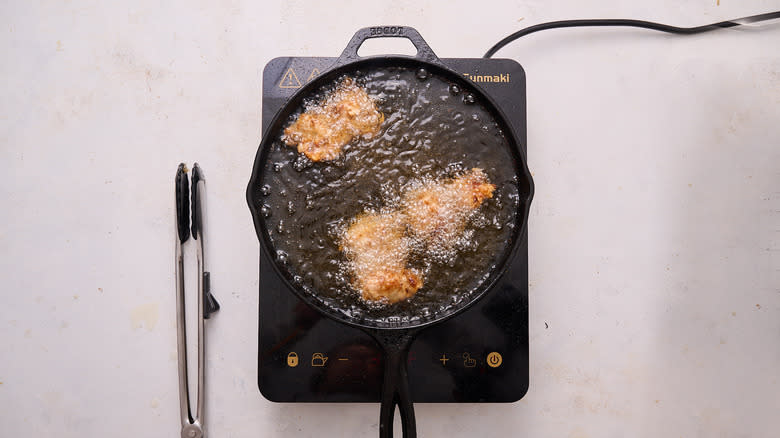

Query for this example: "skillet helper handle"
[338,26,441,64]
[378,331,417,438]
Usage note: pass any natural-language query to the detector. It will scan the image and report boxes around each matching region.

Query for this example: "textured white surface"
[1,1,779,437]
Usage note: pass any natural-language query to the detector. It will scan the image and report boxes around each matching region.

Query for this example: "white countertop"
[1,1,779,437]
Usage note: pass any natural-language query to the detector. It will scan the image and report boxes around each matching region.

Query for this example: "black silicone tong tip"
[190,163,203,239]
[175,163,190,243]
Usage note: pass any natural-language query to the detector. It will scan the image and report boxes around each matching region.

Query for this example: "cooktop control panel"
[258,57,528,403]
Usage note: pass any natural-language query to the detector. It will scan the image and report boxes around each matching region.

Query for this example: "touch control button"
[486,352,503,368]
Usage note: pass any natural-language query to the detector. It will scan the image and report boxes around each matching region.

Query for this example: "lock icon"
[311,353,328,367]
[287,352,298,367]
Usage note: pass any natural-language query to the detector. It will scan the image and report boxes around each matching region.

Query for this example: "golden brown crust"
[283,78,384,161]
[341,212,423,304]
[402,168,495,247]
[358,268,423,303]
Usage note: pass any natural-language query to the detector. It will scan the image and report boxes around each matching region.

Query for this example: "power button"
[486,352,502,368]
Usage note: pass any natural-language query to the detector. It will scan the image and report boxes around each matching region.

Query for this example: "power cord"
[484,10,780,58]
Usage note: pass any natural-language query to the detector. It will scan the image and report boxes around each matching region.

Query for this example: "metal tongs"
[175,163,220,438]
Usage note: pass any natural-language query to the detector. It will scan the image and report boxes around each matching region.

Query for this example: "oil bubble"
[463,93,475,105]
[448,84,461,95]
[416,68,429,81]
[445,162,464,175]
[292,154,313,172]
[260,204,272,217]
[453,112,464,125]
[260,185,271,196]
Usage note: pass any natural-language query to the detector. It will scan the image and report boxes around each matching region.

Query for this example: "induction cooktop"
[257,56,528,403]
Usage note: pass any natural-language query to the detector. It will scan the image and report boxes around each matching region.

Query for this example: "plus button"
[439,354,449,365]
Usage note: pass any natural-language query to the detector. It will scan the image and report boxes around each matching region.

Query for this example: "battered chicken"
[401,168,496,250]
[341,212,422,304]
[283,78,384,162]
[340,169,495,304]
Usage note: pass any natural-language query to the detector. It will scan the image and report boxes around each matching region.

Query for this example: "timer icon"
[486,352,503,368]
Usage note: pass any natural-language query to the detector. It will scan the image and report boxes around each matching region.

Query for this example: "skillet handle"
[377,330,417,438]
[338,26,442,65]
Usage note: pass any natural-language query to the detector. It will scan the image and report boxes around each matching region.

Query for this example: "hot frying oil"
[258,67,521,324]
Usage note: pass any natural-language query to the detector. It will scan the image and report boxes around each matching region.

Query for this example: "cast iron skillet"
[247,26,534,438]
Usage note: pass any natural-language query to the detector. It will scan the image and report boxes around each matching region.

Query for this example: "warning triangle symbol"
[307,68,321,82]
[278,67,302,89]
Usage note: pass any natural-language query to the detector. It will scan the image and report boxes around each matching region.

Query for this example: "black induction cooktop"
[258,56,528,403]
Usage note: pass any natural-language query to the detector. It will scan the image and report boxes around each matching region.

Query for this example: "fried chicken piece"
[358,268,422,303]
[401,168,496,249]
[283,78,384,162]
[340,169,495,304]
[341,212,422,303]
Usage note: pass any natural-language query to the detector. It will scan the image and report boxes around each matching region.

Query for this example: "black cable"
[484,10,780,58]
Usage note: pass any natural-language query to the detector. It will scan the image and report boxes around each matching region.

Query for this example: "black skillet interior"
[247,26,534,438]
